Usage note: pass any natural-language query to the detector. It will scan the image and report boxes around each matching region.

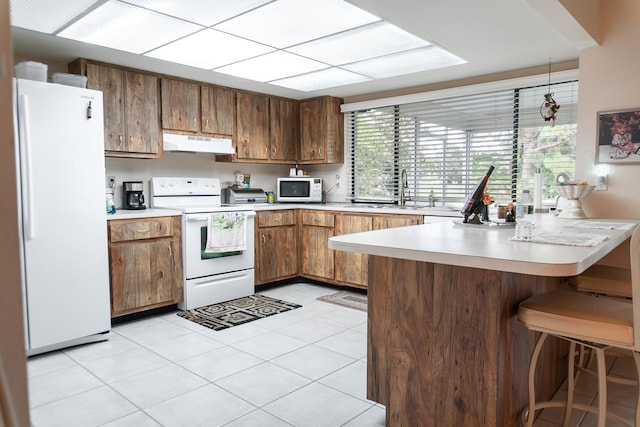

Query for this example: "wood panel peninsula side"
[328,215,637,427]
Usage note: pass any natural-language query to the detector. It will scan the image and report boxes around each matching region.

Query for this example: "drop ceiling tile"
[343,46,467,79]
[57,0,202,55]
[214,0,380,48]
[145,29,274,69]
[123,0,273,26]
[214,51,328,82]
[270,67,370,92]
[10,0,102,33]
[287,21,430,66]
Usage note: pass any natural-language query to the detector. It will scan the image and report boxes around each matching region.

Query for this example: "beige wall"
[0,0,30,425]
[577,0,640,221]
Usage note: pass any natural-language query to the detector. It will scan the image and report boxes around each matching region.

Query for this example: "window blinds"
[346,80,578,206]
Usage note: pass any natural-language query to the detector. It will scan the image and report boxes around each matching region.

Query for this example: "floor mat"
[317,291,367,312]
[177,294,301,331]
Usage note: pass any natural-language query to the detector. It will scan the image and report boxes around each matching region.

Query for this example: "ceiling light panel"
[288,21,430,66]
[270,67,370,92]
[343,46,467,79]
[145,29,274,69]
[122,0,273,26]
[10,0,102,34]
[214,0,380,49]
[214,51,328,82]
[58,0,202,54]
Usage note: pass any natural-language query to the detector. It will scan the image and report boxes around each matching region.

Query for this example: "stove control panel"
[151,177,221,197]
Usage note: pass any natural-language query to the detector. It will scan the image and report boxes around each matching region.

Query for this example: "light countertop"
[328,214,637,277]
[106,208,183,220]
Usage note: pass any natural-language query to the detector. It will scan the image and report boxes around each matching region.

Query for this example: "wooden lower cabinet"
[334,214,373,287]
[300,210,335,281]
[255,210,298,285]
[254,209,424,288]
[108,216,183,317]
[334,213,423,288]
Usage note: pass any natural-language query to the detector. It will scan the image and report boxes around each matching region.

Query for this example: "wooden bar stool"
[570,264,632,298]
[518,225,640,427]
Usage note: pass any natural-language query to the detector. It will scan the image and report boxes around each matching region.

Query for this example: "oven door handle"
[186,211,256,222]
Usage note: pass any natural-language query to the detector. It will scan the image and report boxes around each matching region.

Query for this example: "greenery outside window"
[346,80,578,207]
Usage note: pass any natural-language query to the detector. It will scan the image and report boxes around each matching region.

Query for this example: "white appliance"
[276,177,323,203]
[12,78,111,356]
[151,177,256,310]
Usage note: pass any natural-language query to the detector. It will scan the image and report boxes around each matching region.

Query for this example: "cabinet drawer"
[301,211,335,227]
[109,217,175,242]
[257,210,296,227]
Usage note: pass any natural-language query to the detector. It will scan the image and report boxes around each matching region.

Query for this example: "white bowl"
[555,185,595,200]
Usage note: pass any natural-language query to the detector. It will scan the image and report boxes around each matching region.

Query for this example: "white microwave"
[276,177,323,203]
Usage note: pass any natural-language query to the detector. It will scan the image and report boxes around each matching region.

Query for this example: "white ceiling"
[10,0,595,100]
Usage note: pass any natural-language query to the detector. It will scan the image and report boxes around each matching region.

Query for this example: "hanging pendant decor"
[540,61,560,126]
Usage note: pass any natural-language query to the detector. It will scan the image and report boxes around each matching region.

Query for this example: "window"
[346,79,579,207]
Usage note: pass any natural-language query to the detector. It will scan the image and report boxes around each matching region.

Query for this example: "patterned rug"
[177,294,301,331]
[317,291,367,312]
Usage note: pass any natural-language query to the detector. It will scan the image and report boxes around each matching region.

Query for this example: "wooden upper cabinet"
[201,86,235,136]
[269,98,299,163]
[236,92,270,160]
[299,96,344,164]
[74,60,161,158]
[161,78,199,132]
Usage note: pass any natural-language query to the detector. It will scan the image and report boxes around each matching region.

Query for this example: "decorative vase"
[555,185,595,218]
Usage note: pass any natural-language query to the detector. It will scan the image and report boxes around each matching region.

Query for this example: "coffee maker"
[122,181,146,210]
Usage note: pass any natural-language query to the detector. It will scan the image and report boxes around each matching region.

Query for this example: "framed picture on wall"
[597,108,640,164]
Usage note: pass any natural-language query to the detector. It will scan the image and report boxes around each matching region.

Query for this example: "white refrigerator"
[13,78,111,356]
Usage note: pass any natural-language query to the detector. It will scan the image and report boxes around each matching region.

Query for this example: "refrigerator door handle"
[18,94,36,239]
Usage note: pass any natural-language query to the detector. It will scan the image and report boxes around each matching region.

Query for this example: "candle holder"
[555,185,595,218]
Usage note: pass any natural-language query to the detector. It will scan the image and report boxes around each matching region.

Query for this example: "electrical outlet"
[596,174,607,191]
[108,176,116,189]
[335,174,341,188]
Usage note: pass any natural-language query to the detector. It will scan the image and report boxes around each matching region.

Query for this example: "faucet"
[428,190,436,207]
[400,169,409,206]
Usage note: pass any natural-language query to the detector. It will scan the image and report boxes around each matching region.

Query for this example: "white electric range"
[151,177,256,310]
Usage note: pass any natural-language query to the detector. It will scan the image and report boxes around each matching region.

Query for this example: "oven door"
[183,211,255,280]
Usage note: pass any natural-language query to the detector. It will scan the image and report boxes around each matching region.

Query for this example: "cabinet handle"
[129,136,133,144]
[272,146,277,156]
[264,146,269,155]
[168,244,172,258]
[193,118,197,128]
[205,119,209,129]
[118,134,123,145]
[261,234,266,245]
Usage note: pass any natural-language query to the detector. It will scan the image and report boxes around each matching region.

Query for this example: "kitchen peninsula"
[328,215,637,427]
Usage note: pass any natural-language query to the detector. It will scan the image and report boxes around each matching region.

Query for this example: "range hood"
[163,132,235,154]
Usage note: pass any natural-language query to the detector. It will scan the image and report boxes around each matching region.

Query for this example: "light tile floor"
[27,282,384,427]
[27,281,638,427]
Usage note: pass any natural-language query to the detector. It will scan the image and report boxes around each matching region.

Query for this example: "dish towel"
[205,212,247,253]
[511,231,608,247]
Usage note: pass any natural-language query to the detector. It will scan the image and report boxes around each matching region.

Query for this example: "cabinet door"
[335,214,373,287]
[269,98,299,162]
[161,78,200,132]
[124,71,161,155]
[109,239,175,316]
[299,98,323,162]
[301,226,335,280]
[86,63,125,153]
[201,86,235,135]
[236,92,269,160]
[257,226,297,283]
